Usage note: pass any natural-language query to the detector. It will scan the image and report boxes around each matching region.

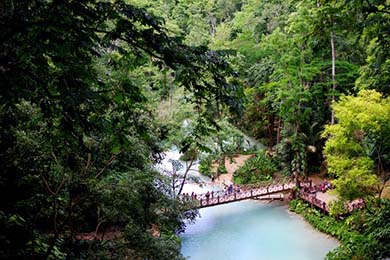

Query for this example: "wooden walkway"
[299,190,365,213]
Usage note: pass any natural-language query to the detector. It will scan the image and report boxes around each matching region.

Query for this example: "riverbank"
[289,198,390,260]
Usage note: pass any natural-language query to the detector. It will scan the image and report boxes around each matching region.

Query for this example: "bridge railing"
[299,190,365,214]
[195,181,295,201]
[240,177,293,191]
[299,190,329,212]
[195,182,296,208]
[181,179,364,214]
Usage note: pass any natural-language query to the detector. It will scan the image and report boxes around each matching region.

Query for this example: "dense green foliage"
[141,1,390,258]
[2,0,390,258]
[290,199,390,259]
[133,0,390,193]
[0,0,242,259]
[198,154,216,178]
[323,90,390,200]
[233,150,276,184]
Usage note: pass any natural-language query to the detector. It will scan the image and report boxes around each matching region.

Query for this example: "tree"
[323,90,390,200]
[334,0,390,95]
[0,0,242,258]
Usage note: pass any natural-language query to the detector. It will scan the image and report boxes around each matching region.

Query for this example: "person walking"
[206,191,210,201]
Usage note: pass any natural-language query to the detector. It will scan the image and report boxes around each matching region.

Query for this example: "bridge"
[183,180,365,214]
[194,182,295,208]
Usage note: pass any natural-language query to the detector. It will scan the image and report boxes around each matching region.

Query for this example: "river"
[180,188,338,260]
[158,149,339,259]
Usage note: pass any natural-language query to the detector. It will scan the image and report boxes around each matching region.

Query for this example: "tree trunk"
[167,72,173,119]
[294,111,300,136]
[44,196,74,260]
[268,114,274,152]
[330,30,336,125]
[177,157,195,197]
[169,84,173,118]
[209,15,217,36]
[376,148,389,199]
[276,117,282,144]
[172,166,176,197]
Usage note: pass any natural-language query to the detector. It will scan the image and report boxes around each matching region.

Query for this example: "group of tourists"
[223,183,241,195]
[318,180,332,192]
[302,180,332,195]
[205,190,214,200]
[348,198,365,211]
[180,192,198,201]
[202,184,244,201]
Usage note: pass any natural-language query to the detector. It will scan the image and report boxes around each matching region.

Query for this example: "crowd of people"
[224,184,241,194]
[180,183,244,203]
[318,180,332,192]
[348,198,365,211]
[302,179,332,195]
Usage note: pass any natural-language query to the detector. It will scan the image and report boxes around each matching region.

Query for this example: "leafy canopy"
[323,90,390,200]
[0,0,243,259]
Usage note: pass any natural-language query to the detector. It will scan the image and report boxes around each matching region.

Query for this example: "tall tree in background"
[342,0,390,95]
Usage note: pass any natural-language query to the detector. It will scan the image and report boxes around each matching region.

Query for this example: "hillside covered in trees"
[1,0,389,259]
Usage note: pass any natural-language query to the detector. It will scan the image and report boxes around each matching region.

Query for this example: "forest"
[1,0,389,259]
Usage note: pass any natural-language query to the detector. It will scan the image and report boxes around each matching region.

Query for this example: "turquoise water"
[181,200,338,260]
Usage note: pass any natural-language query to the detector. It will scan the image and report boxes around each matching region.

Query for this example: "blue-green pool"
[181,200,338,260]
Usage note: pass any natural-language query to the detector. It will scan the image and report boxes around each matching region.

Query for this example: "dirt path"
[382,181,390,199]
[214,154,252,185]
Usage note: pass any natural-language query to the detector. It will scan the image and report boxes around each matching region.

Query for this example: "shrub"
[198,155,215,177]
[233,150,276,184]
[217,162,227,174]
[328,199,348,217]
[289,199,389,260]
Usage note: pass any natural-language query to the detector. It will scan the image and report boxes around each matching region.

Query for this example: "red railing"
[298,190,365,214]
[183,180,364,214]
[192,182,296,208]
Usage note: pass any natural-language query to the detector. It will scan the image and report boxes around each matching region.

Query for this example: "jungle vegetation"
[1,0,389,259]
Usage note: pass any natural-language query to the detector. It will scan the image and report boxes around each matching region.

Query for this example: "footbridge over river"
[194,182,296,208]
[184,181,365,214]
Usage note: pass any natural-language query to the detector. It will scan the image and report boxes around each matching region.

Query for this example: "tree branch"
[177,156,195,197]
[95,152,121,179]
